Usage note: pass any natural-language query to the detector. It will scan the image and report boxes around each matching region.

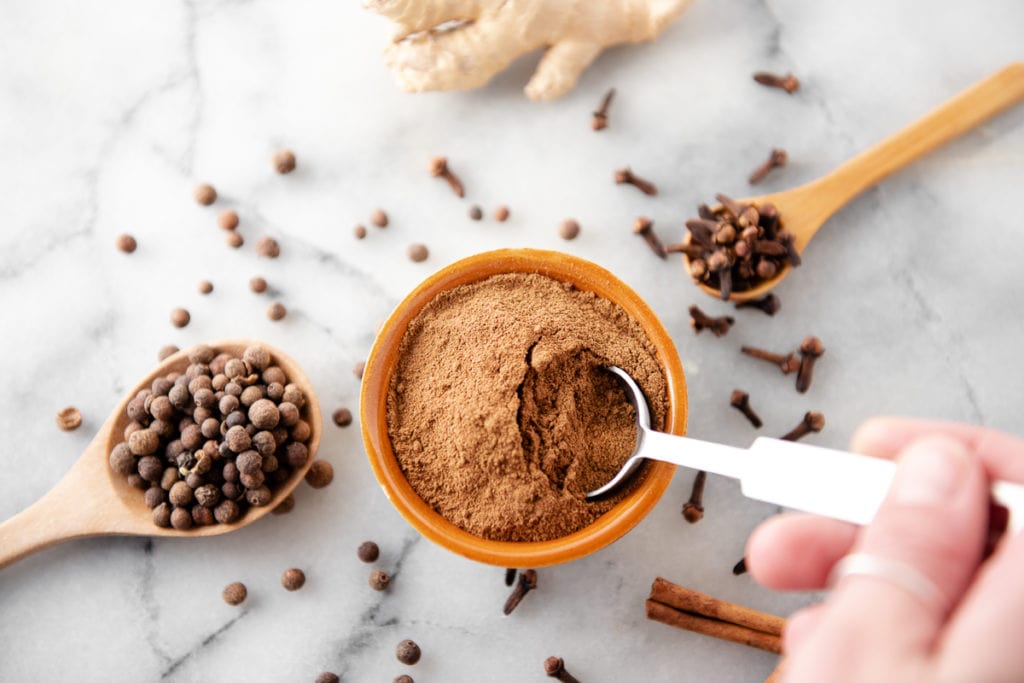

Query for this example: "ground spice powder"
[387,273,668,542]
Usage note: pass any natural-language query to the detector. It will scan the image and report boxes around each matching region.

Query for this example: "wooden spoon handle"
[0,444,131,570]
[812,62,1024,213]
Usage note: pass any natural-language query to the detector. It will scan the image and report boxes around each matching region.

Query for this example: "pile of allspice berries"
[107,344,312,530]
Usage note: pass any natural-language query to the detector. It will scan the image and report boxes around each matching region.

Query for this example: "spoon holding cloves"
[683,62,1024,302]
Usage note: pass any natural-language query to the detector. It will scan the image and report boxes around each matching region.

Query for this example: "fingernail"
[890,436,970,506]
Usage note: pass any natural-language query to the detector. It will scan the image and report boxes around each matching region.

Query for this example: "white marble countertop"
[1,1,1022,681]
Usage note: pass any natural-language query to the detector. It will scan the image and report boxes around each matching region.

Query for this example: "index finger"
[852,417,1024,483]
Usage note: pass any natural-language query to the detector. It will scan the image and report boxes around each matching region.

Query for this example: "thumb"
[788,435,988,677]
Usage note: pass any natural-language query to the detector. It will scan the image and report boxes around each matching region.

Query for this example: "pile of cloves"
[680,194,800,300]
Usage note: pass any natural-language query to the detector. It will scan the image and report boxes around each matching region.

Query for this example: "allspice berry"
[332,407,352,427]
[558,219,580,240]
[273,149,296,174]
[394,676,414,683]
[56,407,82,431]
[315,674,340,683]
[218,210,239,230]
[170,506,194,530]
[153,502,172,527]
[169,480,195,507]
[369,569,390,591]
[226,232,244,248]
[267,302,287,321]
[249,399,280,430]
[281,568,306,591]
[353,224,367,239]
[116,234,137,253]
[129,429,160,455]
[494,205,510,222]
[198,280,213,295]
[193,183,217,206]
[396,640,421,665]
[468,205,483,221]
[357,541,379,563]
[256,236,280,258]
[222,582,247,606]
[370,209,388,228]
[249,276,267,293]
[407,244,428,263]
[305,460,334,489]
[157,344,179,361]
[170,308,191,328]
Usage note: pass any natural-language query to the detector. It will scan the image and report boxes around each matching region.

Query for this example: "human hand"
[747,417,1024,682]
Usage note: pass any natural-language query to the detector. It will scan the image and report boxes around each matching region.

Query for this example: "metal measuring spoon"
[588,367,1024,534]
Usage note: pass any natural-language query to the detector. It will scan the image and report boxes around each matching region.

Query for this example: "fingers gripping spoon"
[588,367,1024,533]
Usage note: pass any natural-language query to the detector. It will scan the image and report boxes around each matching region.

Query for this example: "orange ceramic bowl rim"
[360,249,688,567]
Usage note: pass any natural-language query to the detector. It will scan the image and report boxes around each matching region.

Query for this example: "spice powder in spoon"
[387,272,668,542]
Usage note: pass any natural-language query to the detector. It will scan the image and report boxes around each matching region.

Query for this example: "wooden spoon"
[0,340,321,570]
[686,62,1024,302]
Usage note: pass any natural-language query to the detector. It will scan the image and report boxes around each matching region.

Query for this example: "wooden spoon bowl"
[685,62,1024,302]
[0,339,321,569]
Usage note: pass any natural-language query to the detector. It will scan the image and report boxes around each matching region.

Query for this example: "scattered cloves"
[729,390,763,428]
[544,656,582,683]
[735,293,781,316]
[753,71,800,94]
[633,217,666,259]
[748,148,788,185]
[682,470,706,523]
[796,336,825,393]
[740,345,800,374]
[689,305,734,337]
[614,167,657,196]
[504,568,517,586]
[780,411,825,442]
[429,156,465,198]
[592,88,615,131]
[503,568,537,615]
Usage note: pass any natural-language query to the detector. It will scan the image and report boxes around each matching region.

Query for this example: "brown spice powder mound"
[387,272,668,542]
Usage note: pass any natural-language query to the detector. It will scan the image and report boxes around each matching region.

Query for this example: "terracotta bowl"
[361,249,688,567]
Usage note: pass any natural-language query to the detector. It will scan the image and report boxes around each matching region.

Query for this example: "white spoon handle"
[741,437,1024,534]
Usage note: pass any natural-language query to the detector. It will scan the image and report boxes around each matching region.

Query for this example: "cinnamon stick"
[645,600,782,654]
[651,577,785,636]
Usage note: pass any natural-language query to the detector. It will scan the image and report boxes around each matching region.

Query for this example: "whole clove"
[732,558,748,576]
[682,470,706,523]
[633,217,666,259]
[429,156,465,198]
[748,148,788,185]
[735,293,781,316]
[729,391,762,428]
[688,305,734,337]
[780,411,825,442]
[503,568,538,615]
[544,656,582,683]
[740,345,800,374]
[753,72,800,94]
[796,336,825,393]
[592,88,615,131]
[614,167,657,196]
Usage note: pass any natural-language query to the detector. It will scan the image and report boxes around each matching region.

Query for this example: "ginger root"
[365,0,695,100]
